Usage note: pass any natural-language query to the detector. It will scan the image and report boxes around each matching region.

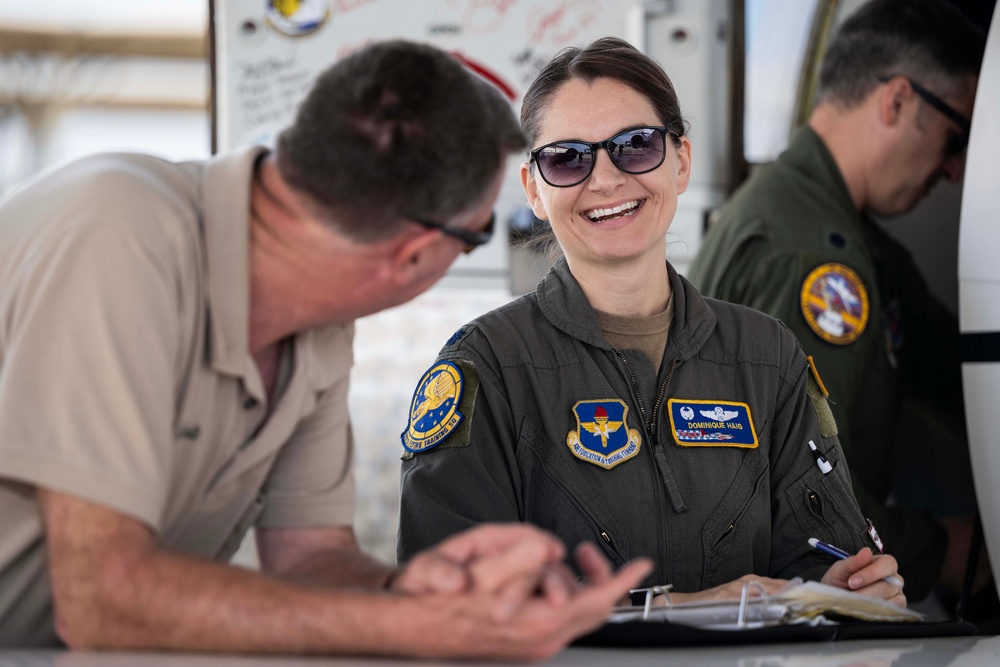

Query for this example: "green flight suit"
[689,127,968,600]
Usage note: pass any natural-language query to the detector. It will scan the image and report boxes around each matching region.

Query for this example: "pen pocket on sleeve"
[786,461,861,552]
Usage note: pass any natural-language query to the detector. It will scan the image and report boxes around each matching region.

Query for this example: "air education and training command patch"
[668,399,758,448]
[800,262,870,345]
[566,400,641,469]
[402,360,469,453]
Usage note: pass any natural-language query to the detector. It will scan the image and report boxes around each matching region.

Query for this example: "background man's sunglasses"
[529,126,679,188]
[411,211,495,254]
[879,75,971,155]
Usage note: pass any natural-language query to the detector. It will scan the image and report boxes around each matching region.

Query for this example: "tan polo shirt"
[0,148,356,646]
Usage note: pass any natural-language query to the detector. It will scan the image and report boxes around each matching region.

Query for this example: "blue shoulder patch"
[402,360,467,453]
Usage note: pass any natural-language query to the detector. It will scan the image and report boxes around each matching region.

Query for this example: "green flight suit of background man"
[689,0,987,602]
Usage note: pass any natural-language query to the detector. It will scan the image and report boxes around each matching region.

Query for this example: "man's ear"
[878,77,911,128]
[389,228,442,287]
[520,161,549,221]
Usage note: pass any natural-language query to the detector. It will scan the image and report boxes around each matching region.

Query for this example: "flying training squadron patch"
[668,399,758,448]
[800,262,870,345]
[401,360,477,453]
[264,0,330,37]
[566,400,641,469]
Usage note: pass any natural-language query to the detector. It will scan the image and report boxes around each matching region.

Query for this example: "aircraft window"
[744,0,819,163]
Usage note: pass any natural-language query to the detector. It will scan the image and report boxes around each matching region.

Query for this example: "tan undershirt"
[595,293,675,375]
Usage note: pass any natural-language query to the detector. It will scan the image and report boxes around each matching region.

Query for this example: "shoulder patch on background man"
[566,399,641,469]
[799,262,869,345]
[401,359,479,454]
[805,356,837,437]
[668,399,758,448]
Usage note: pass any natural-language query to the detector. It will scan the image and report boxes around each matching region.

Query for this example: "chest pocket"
[515,418,632,569]
[699,426,772,588]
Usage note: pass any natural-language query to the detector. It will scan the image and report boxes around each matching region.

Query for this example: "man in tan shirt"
[0,40,650,659]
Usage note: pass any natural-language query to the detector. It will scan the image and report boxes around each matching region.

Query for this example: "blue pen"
[808,537,904,587]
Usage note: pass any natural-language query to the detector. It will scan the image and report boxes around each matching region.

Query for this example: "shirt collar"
[202,147,354,392]
[203,146,266,378]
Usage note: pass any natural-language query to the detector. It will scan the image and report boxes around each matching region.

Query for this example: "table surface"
[3,635,1000,667]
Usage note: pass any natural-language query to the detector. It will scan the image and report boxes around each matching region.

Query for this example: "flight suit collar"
[785,127,861,229]
[536,258,717,362]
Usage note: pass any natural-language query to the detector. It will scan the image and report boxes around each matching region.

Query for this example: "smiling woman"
[397,36,907,608]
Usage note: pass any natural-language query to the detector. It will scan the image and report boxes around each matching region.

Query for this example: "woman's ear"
[520,161,549,221]
[675,135,693,195]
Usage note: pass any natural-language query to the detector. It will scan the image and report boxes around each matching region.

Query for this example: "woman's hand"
[820,547,907,607]
[667,574,789,604]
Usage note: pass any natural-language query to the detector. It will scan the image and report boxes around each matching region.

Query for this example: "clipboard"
[574,581,977,647]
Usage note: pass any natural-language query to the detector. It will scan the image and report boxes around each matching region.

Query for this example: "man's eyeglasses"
[879,75,971,155]
[411,211,495,254]
[529,126,679,188]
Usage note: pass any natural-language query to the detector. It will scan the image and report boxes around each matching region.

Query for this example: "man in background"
[690,0,987,602]
[0,39,650,658]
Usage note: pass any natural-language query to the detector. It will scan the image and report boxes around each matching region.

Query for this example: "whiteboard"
[210,0,632,288]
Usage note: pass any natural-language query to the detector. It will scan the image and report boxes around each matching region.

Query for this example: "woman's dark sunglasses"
[529,126,679,188]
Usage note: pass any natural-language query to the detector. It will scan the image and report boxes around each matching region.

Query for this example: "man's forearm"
[265,544,397,590]
[58,541,404,653]
[255,525,396,590]
[42,492,649,660]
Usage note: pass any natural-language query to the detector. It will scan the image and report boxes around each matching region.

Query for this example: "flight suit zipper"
[615,352,682,440]
[650,357,682,436]
[614,349,689,525]
[712,469,768,549]
[807,489,824,518]
[616,349,650,432]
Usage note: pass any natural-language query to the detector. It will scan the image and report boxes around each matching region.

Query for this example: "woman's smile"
[582,198,644,223]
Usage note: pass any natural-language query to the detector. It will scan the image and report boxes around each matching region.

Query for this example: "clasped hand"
[385,524,652,660]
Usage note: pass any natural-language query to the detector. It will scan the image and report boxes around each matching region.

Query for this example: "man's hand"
[388,535,653,661]
[820,547,906,606]
[390,523,567,596]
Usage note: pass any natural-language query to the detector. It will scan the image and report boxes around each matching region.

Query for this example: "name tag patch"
[668,399,758,448]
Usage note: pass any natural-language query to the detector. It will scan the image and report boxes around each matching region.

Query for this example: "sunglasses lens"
[946,132,969,156]
[608,128,666,174]
[536,143,593,186]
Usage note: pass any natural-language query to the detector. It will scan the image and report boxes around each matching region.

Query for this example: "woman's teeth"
[585,200,639,223]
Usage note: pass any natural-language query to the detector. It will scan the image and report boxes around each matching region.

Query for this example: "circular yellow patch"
[403,361,465,452]
[799,263,869,345]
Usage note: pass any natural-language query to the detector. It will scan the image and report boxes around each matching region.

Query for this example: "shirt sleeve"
[256,347,356,529]
[0,219,180,530]
[767,330,871,581]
